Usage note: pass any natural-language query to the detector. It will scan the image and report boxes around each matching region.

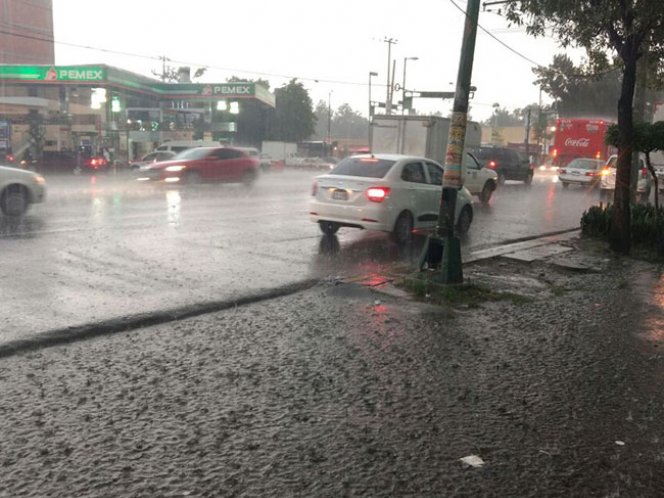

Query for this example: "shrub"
[581,202,664,250]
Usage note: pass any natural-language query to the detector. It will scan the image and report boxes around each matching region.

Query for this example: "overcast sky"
[51,0,585,122]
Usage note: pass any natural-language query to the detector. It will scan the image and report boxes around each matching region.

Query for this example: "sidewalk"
[1,236,664,497]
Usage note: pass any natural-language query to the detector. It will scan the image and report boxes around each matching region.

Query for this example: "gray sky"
[52,0,585,122]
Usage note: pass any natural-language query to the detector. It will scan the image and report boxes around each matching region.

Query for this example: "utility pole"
[525,107,532,159]
[368,71,378,150]
[420,0,481,283]
[383,37,398,114]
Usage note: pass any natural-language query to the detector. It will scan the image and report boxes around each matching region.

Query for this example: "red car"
[136,146,260,185]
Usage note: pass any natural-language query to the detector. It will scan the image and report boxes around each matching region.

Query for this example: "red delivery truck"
[550,118,616,167]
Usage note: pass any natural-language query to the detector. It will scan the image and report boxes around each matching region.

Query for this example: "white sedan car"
[599,154,651,202]
[558,158,604,189]
[0,165,46,216]
[309,154,475,243]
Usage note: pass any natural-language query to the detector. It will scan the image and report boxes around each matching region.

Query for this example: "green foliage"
[533,54,620,119]
[582,203,664,248]
[267,79,316,142]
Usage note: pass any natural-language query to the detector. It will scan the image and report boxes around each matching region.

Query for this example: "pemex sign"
[0,65,107,82]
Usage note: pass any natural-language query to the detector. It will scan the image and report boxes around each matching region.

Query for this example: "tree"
[267,79,316,142]
[332,103,369,140]
[482,106,524,127]
[507,0,664,254]
[607,121,664,255]
[313,100,331,140]
[533,54,621,118]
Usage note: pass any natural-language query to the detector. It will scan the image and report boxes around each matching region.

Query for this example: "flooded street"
[0,170,601,341]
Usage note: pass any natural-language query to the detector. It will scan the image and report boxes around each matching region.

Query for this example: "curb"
[0,278,319,360]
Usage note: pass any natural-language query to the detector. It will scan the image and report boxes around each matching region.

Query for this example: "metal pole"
[420,0,481,283]
[327,90,333,153]
[369,71,377,151]
[383,37,397,114]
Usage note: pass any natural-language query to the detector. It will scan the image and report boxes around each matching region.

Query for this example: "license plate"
[332,189,348,200]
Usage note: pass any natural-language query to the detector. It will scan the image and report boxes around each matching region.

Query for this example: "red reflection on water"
[90,175,97,185]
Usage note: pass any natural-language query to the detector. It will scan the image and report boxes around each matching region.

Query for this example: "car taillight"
[91,158,98,166]
[311,181,318,196]
[559,169,567,174]
[585,171,595,177]
[641,168,648,178]
[7,154,14,162]
[366,187,390,202]
[488,160,497,169]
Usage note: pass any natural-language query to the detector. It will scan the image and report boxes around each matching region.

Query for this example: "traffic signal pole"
[420,0,481,283]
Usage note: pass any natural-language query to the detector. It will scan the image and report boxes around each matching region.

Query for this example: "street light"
[369,71,378,151]
[402,57,419,115]
[327,90,333,154]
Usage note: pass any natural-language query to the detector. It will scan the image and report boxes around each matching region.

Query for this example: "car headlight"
[165,165,186,172]
[34,174,46,185]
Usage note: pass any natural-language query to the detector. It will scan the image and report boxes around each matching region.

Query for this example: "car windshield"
[329,157,396,178]
[566,158,602,170]
[173,148,212,160]
[471,148,498,160]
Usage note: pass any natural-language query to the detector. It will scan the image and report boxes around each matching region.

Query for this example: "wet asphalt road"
[0,169,601,341]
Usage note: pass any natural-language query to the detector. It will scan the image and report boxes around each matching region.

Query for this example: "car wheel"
[456,205,473,235]
[186,170,202,184]
[524,171,533,185]
[319,221,340,235]
[561,182,569,189]
[1,185,29,216]
[479,181,494,205]
[391,211,413,244]
[242,169,258,186]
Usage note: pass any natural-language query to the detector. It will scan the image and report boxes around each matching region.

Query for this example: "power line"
[447,0,621,80]
[0,28,378,88]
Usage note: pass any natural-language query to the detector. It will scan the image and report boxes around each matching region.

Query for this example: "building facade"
[0,0,55,64]
[0,64,275,165]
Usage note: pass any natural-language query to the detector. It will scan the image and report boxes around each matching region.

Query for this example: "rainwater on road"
[0,170,599,340]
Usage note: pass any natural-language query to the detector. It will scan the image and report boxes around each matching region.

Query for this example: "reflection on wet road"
[0,170,601,340]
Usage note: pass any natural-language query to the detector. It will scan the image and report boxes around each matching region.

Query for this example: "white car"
[558,158,604,189]
[0,165,46,216]
[462,152,498,204]
[309,154,475,243]
[599,154,652,201]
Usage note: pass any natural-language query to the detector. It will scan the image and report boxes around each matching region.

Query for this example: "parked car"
[130,151,177,170]
[471,146,534,185]
[558,157,604,189]
[0,165,46,216]
[599,154,652,202]
[136,146,260,185]
[309,154,475,243]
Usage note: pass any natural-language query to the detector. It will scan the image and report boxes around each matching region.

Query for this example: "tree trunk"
[609,42,639,254]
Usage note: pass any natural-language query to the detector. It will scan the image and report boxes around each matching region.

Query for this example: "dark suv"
[472,146,533,185]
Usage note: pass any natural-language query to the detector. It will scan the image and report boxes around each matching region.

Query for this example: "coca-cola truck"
[550,118,616,167]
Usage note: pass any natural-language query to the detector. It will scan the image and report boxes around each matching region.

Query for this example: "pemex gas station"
[0,64,275,165]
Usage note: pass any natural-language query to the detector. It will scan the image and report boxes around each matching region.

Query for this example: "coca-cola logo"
[565,138,590,147]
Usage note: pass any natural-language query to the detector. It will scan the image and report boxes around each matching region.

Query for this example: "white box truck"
[371,114,482,163]
[371,114,496,203]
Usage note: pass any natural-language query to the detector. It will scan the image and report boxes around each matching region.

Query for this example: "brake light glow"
[641,168,648,178]
[595,151,601,159]
[600,168,610,177]
[585,171,595,177]
[552,149,558,158]
[366,187,390,202]
[311,181,318,196]
[488,160,497,169]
